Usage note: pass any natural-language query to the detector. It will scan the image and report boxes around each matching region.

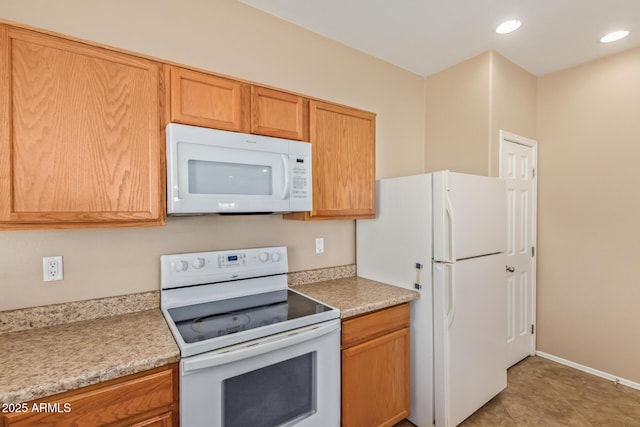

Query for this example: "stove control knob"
[259,252,270,263]
[192,257,205,269]
[271,252,282,262]
[175,260,189,272]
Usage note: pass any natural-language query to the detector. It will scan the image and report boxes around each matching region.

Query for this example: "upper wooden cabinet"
[166,66,307,140]
[166,68,376,220]
[0,25,164,229]
[251,86,308,140]
[0,20,376,228]
[288,100,376,220]
[168,66,250,132]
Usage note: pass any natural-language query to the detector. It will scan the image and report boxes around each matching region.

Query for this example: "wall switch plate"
[43,256,63,282]
[315,237,324,254]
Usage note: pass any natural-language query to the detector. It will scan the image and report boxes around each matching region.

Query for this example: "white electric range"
[160,246,341,427]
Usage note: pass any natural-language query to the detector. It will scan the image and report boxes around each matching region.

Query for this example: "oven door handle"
[182,319,341,373]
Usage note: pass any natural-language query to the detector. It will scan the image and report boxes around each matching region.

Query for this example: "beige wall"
[424,51,537,176]
[0,0,425,310]
[425,52,491,175]
[425,46,640,383]
[537,47,640,383]
[3,0,636,387]
[489,51,538,176]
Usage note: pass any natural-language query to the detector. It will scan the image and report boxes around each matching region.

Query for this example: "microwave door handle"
[281,155,290,200]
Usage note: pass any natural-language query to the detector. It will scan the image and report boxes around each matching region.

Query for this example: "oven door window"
[223,353,316,427]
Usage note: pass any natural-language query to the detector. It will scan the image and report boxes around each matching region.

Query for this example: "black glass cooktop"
[168,290,333,344]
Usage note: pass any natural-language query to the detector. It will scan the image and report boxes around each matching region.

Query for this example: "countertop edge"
[339,292,419,319]
[2,353,180,405]
[0,309,180,405]
[292,276,420,320]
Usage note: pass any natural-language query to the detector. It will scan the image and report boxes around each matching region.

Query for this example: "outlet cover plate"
[43,256,63,282]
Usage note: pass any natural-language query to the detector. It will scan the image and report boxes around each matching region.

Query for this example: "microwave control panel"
[291,157,310,200]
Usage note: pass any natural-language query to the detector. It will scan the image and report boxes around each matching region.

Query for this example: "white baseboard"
[536,351,640,391]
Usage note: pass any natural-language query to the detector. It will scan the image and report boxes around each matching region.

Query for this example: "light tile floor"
[394,355,640,426]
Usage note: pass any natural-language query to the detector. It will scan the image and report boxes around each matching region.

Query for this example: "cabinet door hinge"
[531,324,535,334]
[532,167,536,178]
[532,246,535,257]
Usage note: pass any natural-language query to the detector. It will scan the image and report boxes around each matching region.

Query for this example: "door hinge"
[531,246,535,257]
[531,324,535,334]
[414,263,424,290]
[532,167,536,178]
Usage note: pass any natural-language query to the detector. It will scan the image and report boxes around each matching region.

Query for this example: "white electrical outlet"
[43,256,63,282]
[315,237,324,254]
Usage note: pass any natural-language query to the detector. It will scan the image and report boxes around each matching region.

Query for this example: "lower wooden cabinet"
[341,303,411,427]
[1,364,178,427]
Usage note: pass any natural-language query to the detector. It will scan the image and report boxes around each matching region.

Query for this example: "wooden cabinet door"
[0,25,164,228]
[342,327,410,427]
[169,66,250,132]
[129,412,173,427]
[341,304,411,427]
[251,86,307,140]
[2,365,178,426]
[307,100,376,219]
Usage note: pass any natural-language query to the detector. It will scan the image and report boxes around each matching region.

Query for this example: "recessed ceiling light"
[600,30,630,43]
[496,20,522,35]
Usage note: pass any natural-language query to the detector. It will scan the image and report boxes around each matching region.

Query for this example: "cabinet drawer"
[3,367,176,426]
[342,303,410,348]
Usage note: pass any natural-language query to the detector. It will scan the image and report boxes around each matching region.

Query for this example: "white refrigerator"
[356,171,507,427]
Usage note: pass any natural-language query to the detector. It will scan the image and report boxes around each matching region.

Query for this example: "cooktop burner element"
[160,247,340,357]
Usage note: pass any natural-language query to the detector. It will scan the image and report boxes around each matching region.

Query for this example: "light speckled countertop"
[0,269,417,406]
[292,276,420,318]
[0,309,179,405]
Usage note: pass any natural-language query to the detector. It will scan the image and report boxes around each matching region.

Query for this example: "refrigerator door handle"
[445,193,456,262]
[445,263,457,327]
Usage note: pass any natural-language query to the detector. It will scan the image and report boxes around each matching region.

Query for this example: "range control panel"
[161,246,287,289]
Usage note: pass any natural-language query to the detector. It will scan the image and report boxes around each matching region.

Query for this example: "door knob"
[506,265,515,273]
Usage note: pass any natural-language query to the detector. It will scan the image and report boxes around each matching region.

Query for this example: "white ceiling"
[237,0,640,77]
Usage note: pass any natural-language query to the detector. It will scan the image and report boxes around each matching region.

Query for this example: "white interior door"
[499,130,537,367]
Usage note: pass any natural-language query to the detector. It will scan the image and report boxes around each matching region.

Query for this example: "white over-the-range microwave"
[166,123,312,214]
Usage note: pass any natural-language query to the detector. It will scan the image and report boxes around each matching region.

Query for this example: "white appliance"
[160,247,340,427]
[356,171,507,427]
[166,123,312,214]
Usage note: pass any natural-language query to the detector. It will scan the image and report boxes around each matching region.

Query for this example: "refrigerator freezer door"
[356,174,434,427]
[433,171,506,262]
[433,253,507,427]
